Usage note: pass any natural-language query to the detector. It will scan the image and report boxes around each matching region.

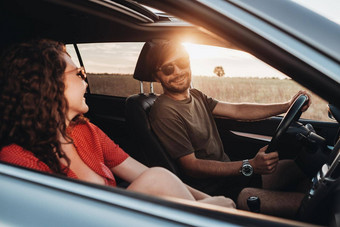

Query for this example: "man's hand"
[289,90,312,112]
[250,146,279,175]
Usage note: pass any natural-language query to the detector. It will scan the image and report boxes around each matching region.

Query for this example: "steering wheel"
[265,95,309,153]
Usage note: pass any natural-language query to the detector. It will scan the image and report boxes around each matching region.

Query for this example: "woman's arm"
[185,184,210,200]
[111,156,148,183]
[111,157,209,199]
[111,157,235,208]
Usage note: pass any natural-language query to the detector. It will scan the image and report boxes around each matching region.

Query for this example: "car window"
[67,42,331,122]
[184,43,331,122]
[66,42,145,97]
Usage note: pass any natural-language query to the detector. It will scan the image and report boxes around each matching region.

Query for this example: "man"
[148,41,311,217]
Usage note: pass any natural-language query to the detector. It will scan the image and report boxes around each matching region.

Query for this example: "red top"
[0,121,129,186]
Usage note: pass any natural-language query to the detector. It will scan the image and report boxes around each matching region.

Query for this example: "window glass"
[66,43,145,97]
[183,43,331,122]
[66,44,80,67]
[67,42,331,122]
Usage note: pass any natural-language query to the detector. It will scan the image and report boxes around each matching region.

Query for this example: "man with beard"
[147,41,311,218]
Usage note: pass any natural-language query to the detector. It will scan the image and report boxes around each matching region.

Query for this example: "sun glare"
[182,42,253,60]
[182,42,286,78]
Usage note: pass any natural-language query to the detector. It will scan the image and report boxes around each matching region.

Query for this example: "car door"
[215,116,339,161]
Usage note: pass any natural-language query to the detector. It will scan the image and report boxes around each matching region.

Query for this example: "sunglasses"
[65,66,87,81]
[157,57,190,76]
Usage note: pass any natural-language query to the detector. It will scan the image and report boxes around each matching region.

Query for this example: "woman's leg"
[127,167,236,208]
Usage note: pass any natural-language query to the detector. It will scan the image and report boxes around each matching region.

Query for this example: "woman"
[0,39,235,208]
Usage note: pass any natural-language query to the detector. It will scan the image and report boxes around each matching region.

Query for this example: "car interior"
[1,0,340,226]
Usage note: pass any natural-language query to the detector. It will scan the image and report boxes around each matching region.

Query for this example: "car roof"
[2,0,338,63]
[1,0,340,105]
[0,0,233,51]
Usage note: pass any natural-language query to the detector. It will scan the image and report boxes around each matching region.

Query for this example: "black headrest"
[133,41,157,82]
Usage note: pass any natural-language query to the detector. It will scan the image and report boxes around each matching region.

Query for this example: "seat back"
[125,94,181,175]
[125,41,181,176]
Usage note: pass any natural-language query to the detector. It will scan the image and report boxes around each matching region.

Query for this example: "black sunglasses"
[65,66,87,81]
[157,57,190,76]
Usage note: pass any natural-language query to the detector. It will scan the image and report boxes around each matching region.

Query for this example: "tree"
[213,66,225,77]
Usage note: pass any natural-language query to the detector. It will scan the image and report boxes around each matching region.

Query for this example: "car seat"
[125,41,181,176]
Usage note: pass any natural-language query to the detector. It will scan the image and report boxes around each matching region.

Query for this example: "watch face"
[242,164,253,177]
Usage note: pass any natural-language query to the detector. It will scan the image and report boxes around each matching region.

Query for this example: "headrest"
[133,41,157,82]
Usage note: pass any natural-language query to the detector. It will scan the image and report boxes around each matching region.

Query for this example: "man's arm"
[178,146,279,178]
[212,90,311,120]
[212,101,289,121]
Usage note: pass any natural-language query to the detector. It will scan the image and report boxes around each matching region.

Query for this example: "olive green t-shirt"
[149,89,230,162]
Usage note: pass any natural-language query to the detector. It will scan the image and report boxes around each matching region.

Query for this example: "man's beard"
[162,73,191,94]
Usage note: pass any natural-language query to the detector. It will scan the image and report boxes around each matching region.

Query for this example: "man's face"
[155,51,191,94]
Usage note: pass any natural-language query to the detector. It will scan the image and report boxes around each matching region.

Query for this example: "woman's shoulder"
[0,144,52,172]
[1,144,33,157]
[71,120,109,145]
[72,119,95,130]
[71,119,101,135]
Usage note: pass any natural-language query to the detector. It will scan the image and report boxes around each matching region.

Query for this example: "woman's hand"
[199,196,236,208]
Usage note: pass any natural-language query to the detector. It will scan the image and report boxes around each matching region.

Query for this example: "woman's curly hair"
[0,39,71,174]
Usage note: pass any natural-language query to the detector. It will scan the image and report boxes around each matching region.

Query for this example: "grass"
[88,74,331,122]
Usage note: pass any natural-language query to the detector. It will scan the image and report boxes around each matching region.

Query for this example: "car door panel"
[215,117,339,161]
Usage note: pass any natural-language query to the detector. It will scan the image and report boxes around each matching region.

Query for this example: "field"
[192,76,330,121]
[88,74,331,121]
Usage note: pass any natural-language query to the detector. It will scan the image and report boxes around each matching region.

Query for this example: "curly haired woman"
[0,39,235,208]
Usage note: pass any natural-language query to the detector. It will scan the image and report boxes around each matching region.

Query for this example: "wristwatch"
[240,159,253,177]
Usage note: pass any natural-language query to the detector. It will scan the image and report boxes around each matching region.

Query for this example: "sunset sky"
[68,0,340,78]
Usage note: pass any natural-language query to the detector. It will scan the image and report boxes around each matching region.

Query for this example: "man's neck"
[164,89,190,101]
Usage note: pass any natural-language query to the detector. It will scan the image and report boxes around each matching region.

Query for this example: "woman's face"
[63,53,89,122]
